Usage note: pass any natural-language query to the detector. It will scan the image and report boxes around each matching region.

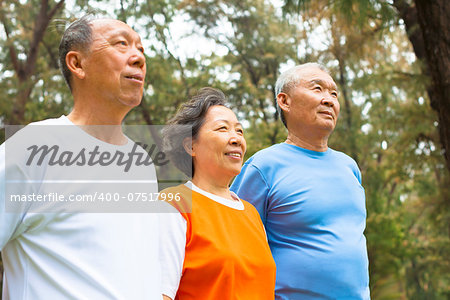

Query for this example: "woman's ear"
[66,50,86,80]
[183,137,195,157]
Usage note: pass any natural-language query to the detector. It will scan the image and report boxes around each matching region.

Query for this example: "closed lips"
[319,111,333,117]
[125,74,143,81]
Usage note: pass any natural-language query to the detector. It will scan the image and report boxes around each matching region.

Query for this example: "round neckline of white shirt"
[59,115,132,149]
[184,181,244,210]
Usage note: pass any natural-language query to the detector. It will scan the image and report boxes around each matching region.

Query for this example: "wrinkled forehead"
[298,67,337,89]
[202,105,240,125]
[90,18,141,42]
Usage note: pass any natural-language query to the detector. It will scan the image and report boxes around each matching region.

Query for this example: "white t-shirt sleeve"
[159,203,187,299]
[0,143,28,249]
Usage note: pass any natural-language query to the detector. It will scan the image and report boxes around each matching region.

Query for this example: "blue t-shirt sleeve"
[347,156,362,184]
[355,163,362,184]
[231,162,270,224]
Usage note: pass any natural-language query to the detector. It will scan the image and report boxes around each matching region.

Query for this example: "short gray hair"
[275,63,330,128]
[59,14,95,91]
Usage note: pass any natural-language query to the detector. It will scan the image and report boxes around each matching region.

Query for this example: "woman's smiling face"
[191,105,246,182]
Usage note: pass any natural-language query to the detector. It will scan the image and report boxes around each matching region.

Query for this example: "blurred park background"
[0,0,449,298]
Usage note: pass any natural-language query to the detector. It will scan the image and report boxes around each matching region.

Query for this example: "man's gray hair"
[58,14,96,91]
[275,63,330,128]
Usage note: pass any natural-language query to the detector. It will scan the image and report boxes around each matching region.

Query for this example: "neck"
[70,87,132,125]
[285,130,329,152]
[67,105,128,145]
[191,174,234,200]
[68,101,129,126]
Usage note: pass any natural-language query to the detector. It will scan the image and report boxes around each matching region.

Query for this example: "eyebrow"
[214,119,243,127]
[109,30,142,43]
[307,79,338,91]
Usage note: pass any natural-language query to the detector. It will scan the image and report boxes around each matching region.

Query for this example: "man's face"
[284,67,340,137]
[82,19,146,109]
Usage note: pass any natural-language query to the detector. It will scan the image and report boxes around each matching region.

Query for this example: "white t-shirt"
[159,181,243,299]
[0,116,162,299]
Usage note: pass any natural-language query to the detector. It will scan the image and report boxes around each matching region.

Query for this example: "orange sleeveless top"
[162,184,276,300]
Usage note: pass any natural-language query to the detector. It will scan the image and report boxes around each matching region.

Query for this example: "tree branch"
[148,7,190,98]
[48,0,65,19]
[41,39,60,70]
[139,96,163,152]
[0,6,21,75]
[25,0,65,76]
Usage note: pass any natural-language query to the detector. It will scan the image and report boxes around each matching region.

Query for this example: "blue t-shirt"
[231,143,370,299]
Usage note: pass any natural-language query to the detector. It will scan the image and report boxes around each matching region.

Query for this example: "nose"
[129,47,146,69]
[229,133,244,146]
[321,94,335,107]
[229,130,247,154]
[230,137,241,146]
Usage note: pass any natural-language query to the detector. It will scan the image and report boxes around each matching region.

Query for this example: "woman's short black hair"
[162,87,229,177]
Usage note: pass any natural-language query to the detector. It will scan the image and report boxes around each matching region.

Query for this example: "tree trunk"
[414,0,450,172]
[394,0,450,172]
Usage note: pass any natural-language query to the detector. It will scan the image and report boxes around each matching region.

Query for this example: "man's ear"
[183,137,195,157]
[66,51,86,80]
[277,92,290,114]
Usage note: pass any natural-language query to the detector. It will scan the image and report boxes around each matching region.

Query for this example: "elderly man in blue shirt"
[231,63,370,299]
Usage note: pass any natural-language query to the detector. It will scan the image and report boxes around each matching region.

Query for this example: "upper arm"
[351,159,362,184]
[231,163,270,224]
[0,144,28,250]
[159,203,187,299]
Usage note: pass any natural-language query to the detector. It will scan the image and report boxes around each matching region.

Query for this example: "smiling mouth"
[225,152,242,158]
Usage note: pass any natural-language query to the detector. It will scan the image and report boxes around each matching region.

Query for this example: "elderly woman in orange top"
[159,87,276,300]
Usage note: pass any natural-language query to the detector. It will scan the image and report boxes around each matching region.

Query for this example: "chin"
[231,168,243,176]
[220,168,240,179]
[122,97,143,107]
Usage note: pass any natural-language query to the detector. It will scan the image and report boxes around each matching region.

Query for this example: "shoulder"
[249,143,287,160]
[159,184,192,214]
[245,143,290,168]
[160,184,190,198]
[4,116,67,140]
[241,199,260,213]
[235,144,292,188]
[5,116,70,148]
[29,116,68,126]
[329,148,359,168]
[328,148,362,180]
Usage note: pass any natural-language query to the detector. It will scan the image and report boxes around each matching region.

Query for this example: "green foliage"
[0,0,448,298]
